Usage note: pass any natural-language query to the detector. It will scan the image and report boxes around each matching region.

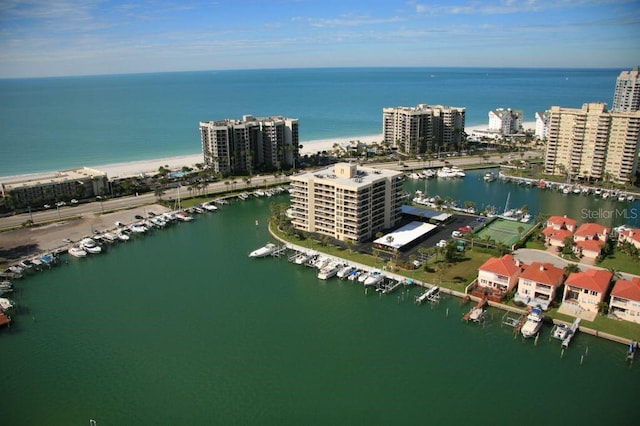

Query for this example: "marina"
[1,191,639,424]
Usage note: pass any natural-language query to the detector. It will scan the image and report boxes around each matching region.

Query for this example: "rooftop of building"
[565,269,613,293]
[519,262,564,287]
[2,167,107,189]
[478,254,522,277]
[291,163,402,188]
[574,222,610,237]
[373,221,437,250]
[611,277,640,302]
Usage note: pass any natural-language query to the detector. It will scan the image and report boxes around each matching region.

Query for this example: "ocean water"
[0,67,622,177]
[2,195,638,425]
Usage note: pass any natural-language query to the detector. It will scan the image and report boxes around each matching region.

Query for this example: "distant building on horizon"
[543,102,640,184]
[488,108,523,134]
[382,104,465,155]
[199,115,299,176]
[612,66,640,112]
[289,162,404,243]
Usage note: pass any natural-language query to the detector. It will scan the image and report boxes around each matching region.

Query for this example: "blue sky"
[0,0,638,78]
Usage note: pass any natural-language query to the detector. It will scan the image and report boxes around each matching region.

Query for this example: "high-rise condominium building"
[535,111,549,140]
[613,67,640,112]
[200,115,299,175]
[382,104,465,155]
[289,163,404,242]
[544,103,640,184]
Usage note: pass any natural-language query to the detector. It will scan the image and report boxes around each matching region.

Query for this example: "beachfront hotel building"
[543,103,640,184]
[1,167,109,208]
[488,108,523,134]
[199,115,299,176]
[289,163,404,243]
[382,104,465,155]
[612,67,640,113]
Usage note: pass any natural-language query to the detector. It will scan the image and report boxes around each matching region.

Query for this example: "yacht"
[293,252,312,265]
[552,323,570,340]
[437,167,454,178]
[347,270,361,281]
[0,297,15,311]
[202,203,218,212]
[451,166,466,177]
[117,232,130,242]
[248,243,277,258]
[363,271,384,287]
[336,265,354,279]
[129,224,148,233]
[101,232,119,243]
[521,307,544,338]
[80,238,102,254]
[483,172,496,182]
[68,246,88,258]
[175,211,194,222]
[318,262,342,280]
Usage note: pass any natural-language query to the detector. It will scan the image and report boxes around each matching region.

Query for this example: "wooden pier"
[463,298,487,322]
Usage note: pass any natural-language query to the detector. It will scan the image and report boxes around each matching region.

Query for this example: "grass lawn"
[406,249,494,293]
[598,250,640,276]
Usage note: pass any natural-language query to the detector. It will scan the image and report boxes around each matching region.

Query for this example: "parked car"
[70,199,78,204]
[43,204,51,209]
[458,225,473,234]
[134,215,144,220]
[452,231,463,238]
[436,239,447,248]
[55,201,66,207]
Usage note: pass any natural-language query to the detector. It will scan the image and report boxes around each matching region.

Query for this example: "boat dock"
[502,311,525,329]
[416,286,440,304]
[463,298,487,323]
[562,318,581,349]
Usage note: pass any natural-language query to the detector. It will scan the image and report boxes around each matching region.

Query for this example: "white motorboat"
[336,265,354,279]
[318,262,342,280]
[347,270,361,281]
[469,307,485,323]
[451,166,466,177]
[358,272,370,283]
[293,252,311,265]
[483,172,496,182]
[101,232,119,242]
[117,232,130,241]
[364,271,384,287]
[521,307,544,338]
[552,323,570,340]
[0,297,15,311]
[248,243,277,258]
[8,265,24,274]
[80,238,102,254]
[129,224,148,233]
[175,211,194,222]
[68,246,88,257]
[202,203,218,211]
[437,167,454,178]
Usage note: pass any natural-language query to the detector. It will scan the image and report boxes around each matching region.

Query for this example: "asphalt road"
[0,150,540,231]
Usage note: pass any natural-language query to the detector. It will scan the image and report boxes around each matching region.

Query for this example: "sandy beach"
[0,122,534,183]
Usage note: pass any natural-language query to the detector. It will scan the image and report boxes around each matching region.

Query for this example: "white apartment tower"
[535,111,549,140]
[289,163,404,242]
[544,103,640,184]
[383,104,465,155]
[488,108,523,134]
[200,115,299,176]
[613,67,640,112]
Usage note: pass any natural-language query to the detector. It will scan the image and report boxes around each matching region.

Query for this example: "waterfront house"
[617,228,640,250]
[573,223,610,259]
[562,269,613,314]
[473,254,523,301]
[514,262,565,310]
[609,277,640,324]
[541,215,577,249]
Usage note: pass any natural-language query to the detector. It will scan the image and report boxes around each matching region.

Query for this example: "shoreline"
[0,122,535,183]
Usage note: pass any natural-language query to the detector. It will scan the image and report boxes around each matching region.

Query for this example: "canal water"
[2,183,639,425]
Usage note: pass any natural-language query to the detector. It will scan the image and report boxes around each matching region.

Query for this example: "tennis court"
[474,218,534,246]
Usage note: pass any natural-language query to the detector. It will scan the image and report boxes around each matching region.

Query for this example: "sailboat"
[499,192,518,220]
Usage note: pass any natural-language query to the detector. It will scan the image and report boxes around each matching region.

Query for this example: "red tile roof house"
[541,215,577,249]
[609,277,640,324]
[573,223,610,260]
[562,269,613,315]
[471,254,524,302]
[514,262,565,310]
[618,228,640,251]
